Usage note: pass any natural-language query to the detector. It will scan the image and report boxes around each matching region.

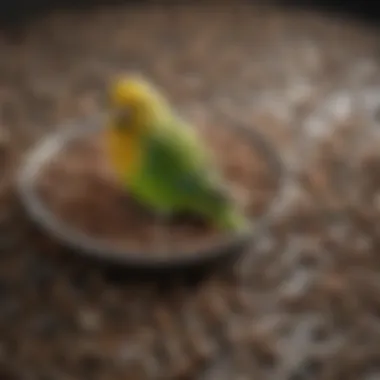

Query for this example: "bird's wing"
[144,119,223,197]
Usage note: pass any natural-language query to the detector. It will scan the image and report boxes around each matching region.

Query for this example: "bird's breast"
[105,128,141,182]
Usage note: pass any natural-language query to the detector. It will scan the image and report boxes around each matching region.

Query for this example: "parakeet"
[105,75,249,232]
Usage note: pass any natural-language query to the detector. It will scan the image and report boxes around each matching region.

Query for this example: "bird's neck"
[133,102,171,134]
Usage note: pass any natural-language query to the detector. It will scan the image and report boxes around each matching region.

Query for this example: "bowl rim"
[16,114,288,269]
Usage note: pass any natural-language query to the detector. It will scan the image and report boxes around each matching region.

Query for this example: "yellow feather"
[105,127,141,182]
[105,76,166,182]
[110,77,161,109]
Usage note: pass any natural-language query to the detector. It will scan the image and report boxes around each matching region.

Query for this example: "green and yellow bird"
[105,75,249,232]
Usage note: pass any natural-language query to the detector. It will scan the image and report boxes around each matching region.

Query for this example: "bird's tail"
[215,205,250,233]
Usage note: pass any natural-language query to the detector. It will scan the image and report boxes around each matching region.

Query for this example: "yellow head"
[108,76,168,133]
[106,76,166,180]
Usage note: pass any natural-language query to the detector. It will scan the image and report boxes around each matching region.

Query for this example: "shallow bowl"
[17,115,286,274]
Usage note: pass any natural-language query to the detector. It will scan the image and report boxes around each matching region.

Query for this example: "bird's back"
[129,116,224,213]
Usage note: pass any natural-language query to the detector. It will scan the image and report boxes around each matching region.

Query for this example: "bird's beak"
[109,107,131,129]
[106,107,119,122]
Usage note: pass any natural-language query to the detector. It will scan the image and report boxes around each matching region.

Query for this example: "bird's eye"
[119,108,130,121]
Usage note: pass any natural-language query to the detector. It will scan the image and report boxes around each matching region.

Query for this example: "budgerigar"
[105,75,249,232]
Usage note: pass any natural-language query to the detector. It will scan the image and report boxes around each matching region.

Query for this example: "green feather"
[126,116,248,232]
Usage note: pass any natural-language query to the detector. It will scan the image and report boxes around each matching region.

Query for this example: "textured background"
[1,1,380,379]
